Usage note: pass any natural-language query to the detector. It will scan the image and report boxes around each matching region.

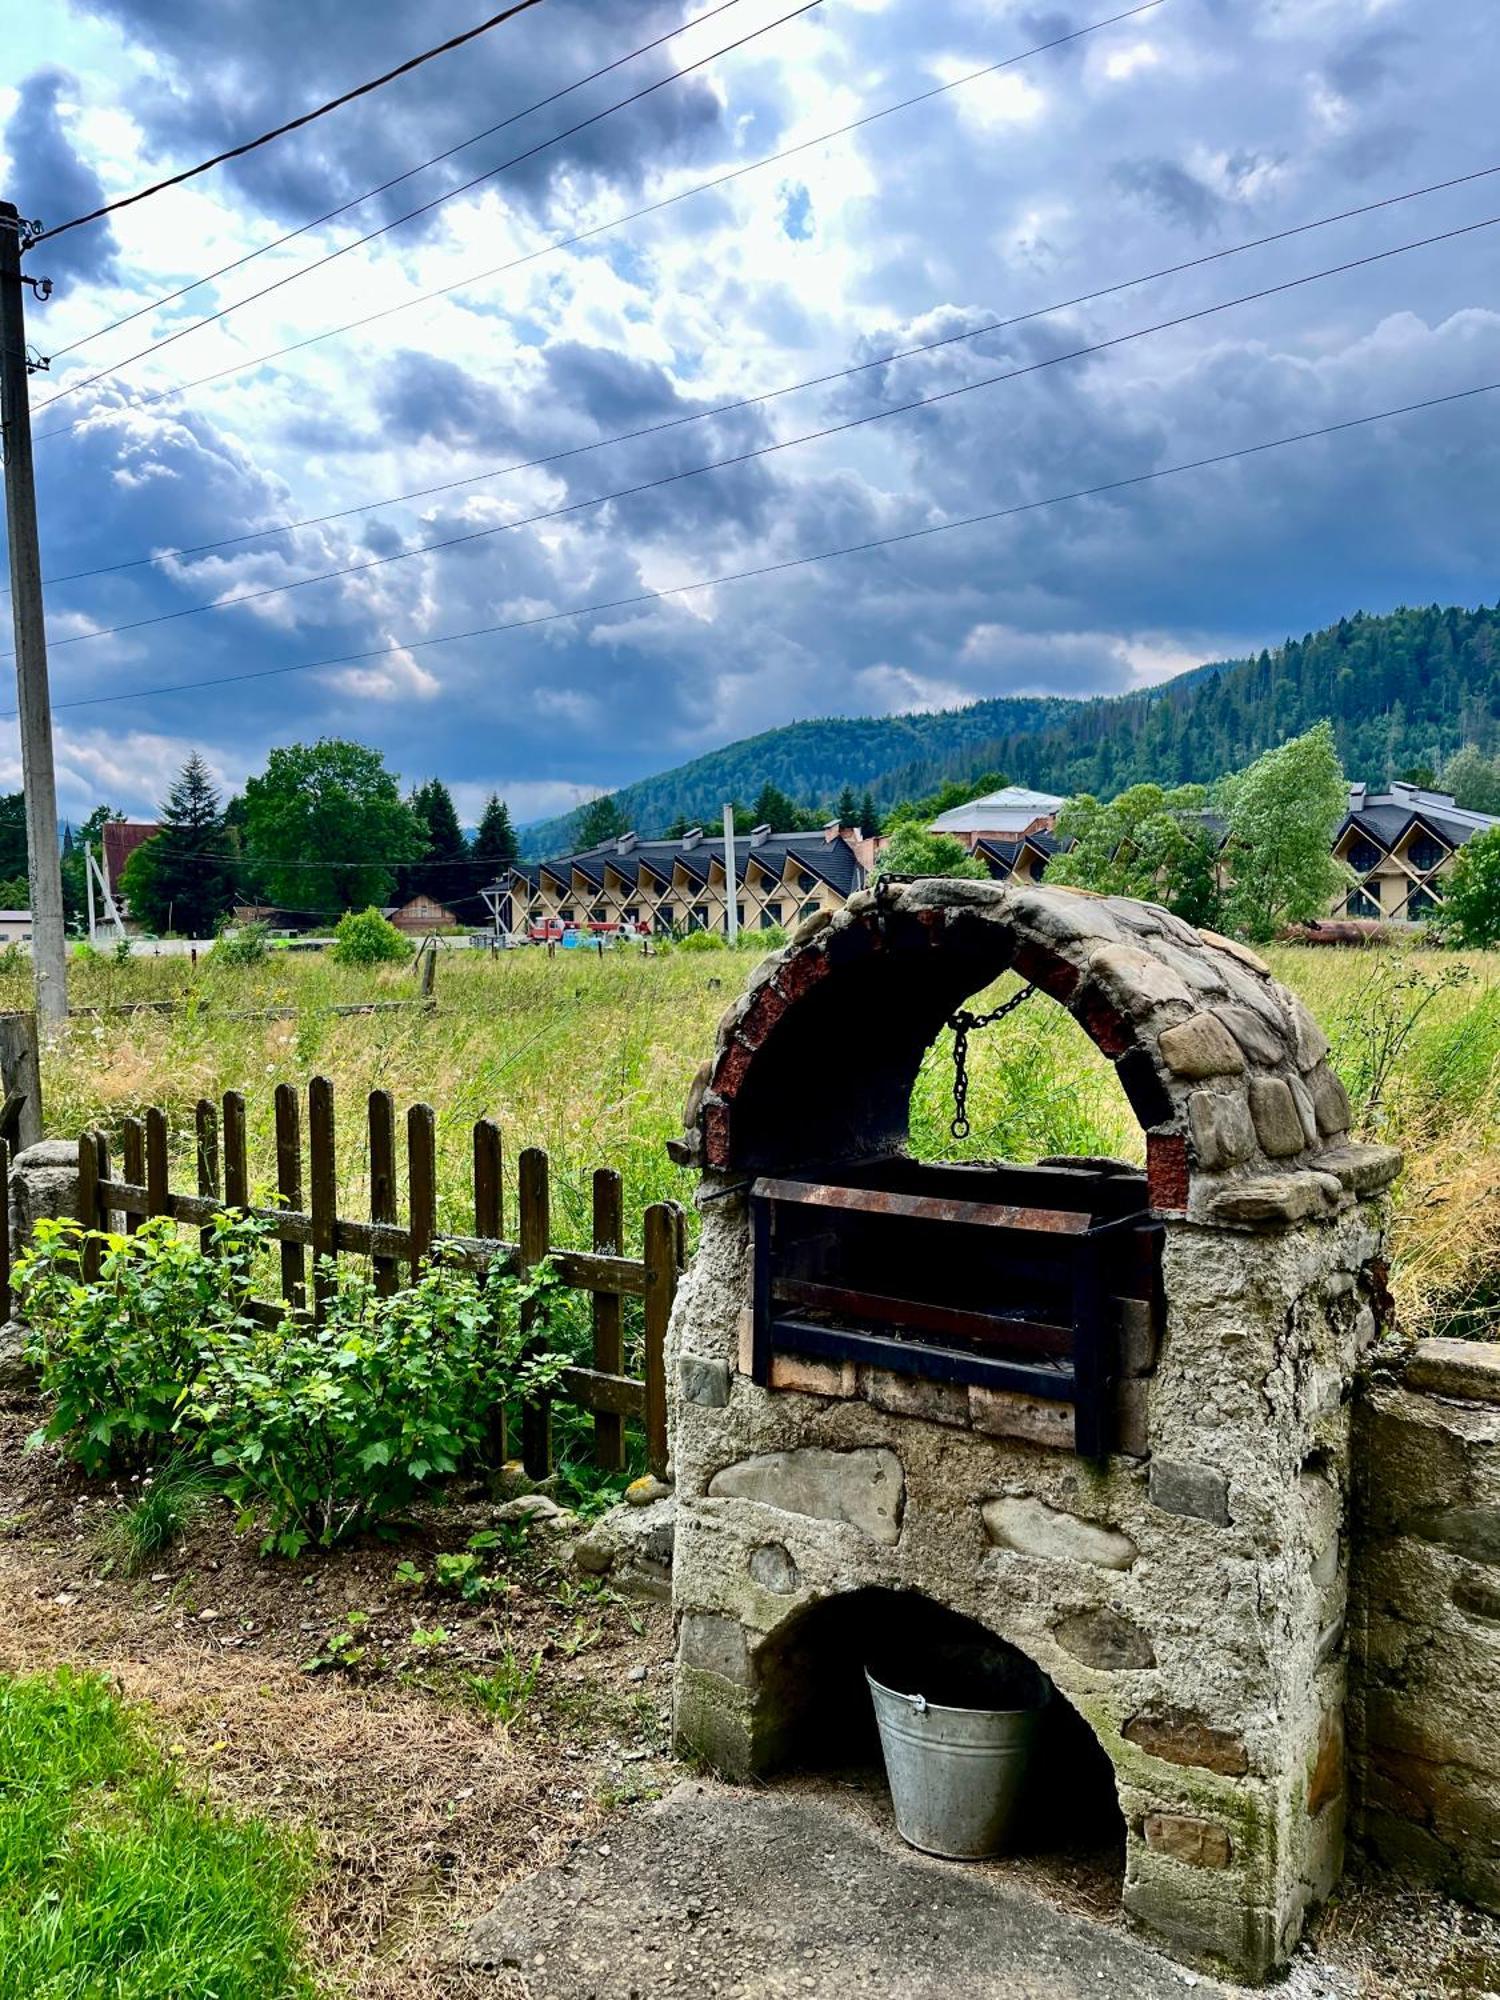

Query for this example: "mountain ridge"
[521,601,1499,855]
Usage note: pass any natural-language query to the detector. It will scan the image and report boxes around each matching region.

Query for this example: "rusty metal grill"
[749,1158,1160,1457]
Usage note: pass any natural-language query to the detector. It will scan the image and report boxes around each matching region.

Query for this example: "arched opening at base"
[753,1589,1125,1899]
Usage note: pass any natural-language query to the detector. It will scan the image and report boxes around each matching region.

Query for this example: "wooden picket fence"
[69,1078,684,1478]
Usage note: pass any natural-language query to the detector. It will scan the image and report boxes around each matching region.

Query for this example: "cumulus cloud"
[2,70,119,281]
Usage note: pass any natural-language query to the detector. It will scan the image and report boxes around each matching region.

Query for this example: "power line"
[33,0,825,414]
[31,1,1163,441]
[28,0,549,246]
[23,207,1499,657]
[15,377,1496,718]
[46,0,751,363]
[31,158,1500,592]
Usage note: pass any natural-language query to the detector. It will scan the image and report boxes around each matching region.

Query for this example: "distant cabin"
[383,895,461,934]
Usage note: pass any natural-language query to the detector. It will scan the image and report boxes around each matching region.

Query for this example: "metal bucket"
[866,1664,1044,1860]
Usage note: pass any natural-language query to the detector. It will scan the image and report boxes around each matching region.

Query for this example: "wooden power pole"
[0,201,67,1021]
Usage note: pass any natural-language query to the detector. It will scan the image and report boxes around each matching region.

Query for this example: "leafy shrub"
[211,920,270,966]
[19,1219,576,1556]
[331,906,412,965]
[676,929,727,952]
[19,1213,264,1475]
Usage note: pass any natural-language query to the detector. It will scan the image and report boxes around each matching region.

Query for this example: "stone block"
[1405,1338,1500,1404]
[708,1446,905,1544]
[981,1494,1137,1570]
[1157,1014,1245,1079]
[679,1611,752,1687]
[681,1059,713,1130]
[1114,1377,1150,1458]
[1205,1172,1342,1226]
[1217,1004,1287,1068]
[1290,996,1331,1071]
[1287,1074,1320,1147]
[1308,1063,1352,1138]
[968,1385,1075,1450]
[1405,1503,1500,1565]
[1123,1708,1250,1776]
[737,1306,753,1375]
[1149,1458,1230,1527]
[790,907,834,946]
[1249,1076,1307,1158]
[768,1353,856,1399]
[860,1368,968,1428]
[1314,1142,1403,1196]
[1143,1812,1232,1869]
[679,1355,731,1409]
[1053,1606,1156,1670]
[748,1542,800,1594]
[1187,1088,1255,1171]
[1452,1572,1500,1624]
[1197,929,1271,976]
[1088,943,1195,1016]
[1117,1297,1159,1376]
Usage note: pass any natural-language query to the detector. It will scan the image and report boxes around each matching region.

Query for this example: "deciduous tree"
[1433,826,1500,947]
[1218,723,1350,940]
[242,741,422,917]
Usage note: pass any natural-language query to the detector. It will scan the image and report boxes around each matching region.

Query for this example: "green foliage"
[59,805,122,929]
[19,1218,576,1555]
[472,793,518,873]
[573,793,627,848]
[210,920,270,966]
[884,772,1007,831]
[1439,745,1500,816]
[1218,724,1351,941]
[242,738,423,914]
[879,823,988,879]
[750,781,819,832]
[676,927,728,950]
[120,755,236,937]
[0,790,28,883]
[1048,782,1213,915]
[1433,826,1500,948]
[0,873,28,906]
[457,1648,542,1724]
[331,906,412,966]
[97,1458,215,1575]
[404,777,471,907]
[0,1666,315,1998]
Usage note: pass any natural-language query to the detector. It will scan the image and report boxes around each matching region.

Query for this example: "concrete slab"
[459,1778,1227,1999]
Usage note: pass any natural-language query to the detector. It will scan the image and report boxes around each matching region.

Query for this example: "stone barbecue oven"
[664,878,1401,1983]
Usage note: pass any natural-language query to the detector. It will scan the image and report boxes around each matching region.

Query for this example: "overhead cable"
[28,0,548,245]
[28,155,1500,591]
[22,208,1499,656]
[31,0,1162,439]
[15,378,1495,718]
[46,0,750,362]
[33,0,826,412]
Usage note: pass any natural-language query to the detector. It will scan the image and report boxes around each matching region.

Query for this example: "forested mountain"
[522,602,1500,853]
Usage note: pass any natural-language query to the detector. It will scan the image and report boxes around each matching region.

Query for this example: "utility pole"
[722,801,738,942]
[0,201,67,1020]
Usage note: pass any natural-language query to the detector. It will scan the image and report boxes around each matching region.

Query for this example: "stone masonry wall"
[1351,1338,1500,1907]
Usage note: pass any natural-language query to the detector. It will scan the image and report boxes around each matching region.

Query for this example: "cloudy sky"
[2,0,1497,827]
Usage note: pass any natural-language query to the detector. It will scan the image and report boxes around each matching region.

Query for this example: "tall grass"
[15,940,1500,1338]
[0,1667,315,1998]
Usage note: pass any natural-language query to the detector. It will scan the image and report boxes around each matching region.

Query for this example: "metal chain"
[948,985,1036,1140]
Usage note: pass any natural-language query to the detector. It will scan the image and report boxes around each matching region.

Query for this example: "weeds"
[456,1647,542,1725]
[96,1459,215,1575]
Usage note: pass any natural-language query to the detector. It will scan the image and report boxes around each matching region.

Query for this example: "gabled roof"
[930,786,1066,836]
[1339,783,1499,856]
[525,831,867,898]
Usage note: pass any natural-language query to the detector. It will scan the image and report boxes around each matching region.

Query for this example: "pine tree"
[835,784,859,826]
[574,794,627,848]
[858,790,879,837]
[404,779,470,907]
[119,754,235,937]
[472,794,518,875]
[751,783,804,831]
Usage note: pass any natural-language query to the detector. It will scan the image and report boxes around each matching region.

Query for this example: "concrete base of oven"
[667,1184,1387,1985]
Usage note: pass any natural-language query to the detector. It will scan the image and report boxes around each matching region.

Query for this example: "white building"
[928,785,1067,849]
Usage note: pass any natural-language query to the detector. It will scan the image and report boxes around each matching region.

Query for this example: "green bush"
[19,1219,576,1557]
[676,928,728,952]
[330,905,412,966]
[210,920,270,966]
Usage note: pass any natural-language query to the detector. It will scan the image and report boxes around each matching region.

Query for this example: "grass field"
[9,936,1499,1337]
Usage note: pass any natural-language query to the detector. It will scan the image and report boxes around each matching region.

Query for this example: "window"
[736,902,746,927]
[1406,884,1440,917]
[690,905,708,930]
[624,907,639,925]
[1348,838,1382,876]
[1346,888,1381,920]
[797,870,817,893]
[528,904,542,921]
[762,902,783,928]
[1408,834,1446,872]
[590,904,606,923]
[656,903,675,932]
[559,907,575,924]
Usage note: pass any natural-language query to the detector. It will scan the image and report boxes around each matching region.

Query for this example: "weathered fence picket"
[71,1074,683,1477]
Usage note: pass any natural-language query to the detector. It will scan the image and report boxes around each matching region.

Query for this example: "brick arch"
[674,879,1367,1220]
